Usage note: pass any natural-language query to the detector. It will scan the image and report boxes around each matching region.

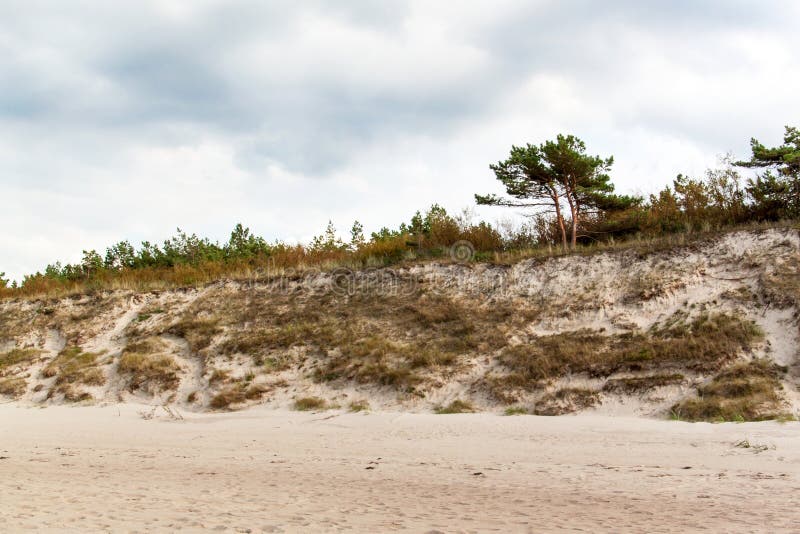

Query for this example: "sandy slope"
[2,228,799,416]
[2,405,799,532]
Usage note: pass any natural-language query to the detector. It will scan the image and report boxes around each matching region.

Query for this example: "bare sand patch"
[1,404,799,532]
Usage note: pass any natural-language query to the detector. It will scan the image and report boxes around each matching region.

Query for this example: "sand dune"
[2,404,799,532]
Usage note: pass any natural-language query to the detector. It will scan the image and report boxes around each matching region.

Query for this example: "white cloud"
[1,0,799,281]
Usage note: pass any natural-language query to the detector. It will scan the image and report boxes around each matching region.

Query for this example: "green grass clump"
[503,406,529,416]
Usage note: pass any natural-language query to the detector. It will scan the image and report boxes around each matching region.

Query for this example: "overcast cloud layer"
[2,0,799,280]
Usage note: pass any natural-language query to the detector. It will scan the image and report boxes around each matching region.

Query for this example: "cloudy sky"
[2,0,799,280]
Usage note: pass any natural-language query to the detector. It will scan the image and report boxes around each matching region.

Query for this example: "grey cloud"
[1,0,798,279]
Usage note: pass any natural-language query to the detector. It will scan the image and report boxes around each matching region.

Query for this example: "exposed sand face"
[2,405,799,532]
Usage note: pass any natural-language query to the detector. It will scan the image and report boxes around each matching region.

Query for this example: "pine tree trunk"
[553,198,568,251]
[566,196,578,249]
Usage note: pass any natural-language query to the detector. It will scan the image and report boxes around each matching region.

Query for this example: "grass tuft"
[534,388,600,416]
[602,373,685,394]
[348,399,370,412]
[434,399,475,414]
[0,377,27,398]
[294,396,328,411]
[671,359,790,422]
[118,349,181,393]
[0,348,41,375]
[42,346,105,401]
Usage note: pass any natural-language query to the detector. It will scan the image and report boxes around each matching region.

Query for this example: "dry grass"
[0,348,41,376]
[671,359,790,422]
[165,316,221,353]
[533,388,600,416]
[314,336,424,389]
[40,346,105,403]
[13,294,129,345]
[486,312,762,403]
[294,396,328,411]
[602,373,685,394]
[434,399,475,414]
[0,377,27,398]
[42,346,105,388]
[207,368,231,384]
[348,399,370,412]
[759,260,800,308]
[129,285,511,394]
[118,349,181,393]
[209,381,270,410]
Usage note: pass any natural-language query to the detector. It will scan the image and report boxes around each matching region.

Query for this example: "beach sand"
[2,404,799,532]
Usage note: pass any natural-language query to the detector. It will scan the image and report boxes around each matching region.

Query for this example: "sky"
[2,0,799,281]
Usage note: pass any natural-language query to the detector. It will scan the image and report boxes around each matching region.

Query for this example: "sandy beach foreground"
[1,405,799,532]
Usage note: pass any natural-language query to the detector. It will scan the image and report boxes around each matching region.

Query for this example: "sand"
[1,405,799,532]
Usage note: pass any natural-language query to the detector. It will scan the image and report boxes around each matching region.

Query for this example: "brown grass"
[671,359,790,422]
[486,312,762,403]
[0,348,41,376]
[434,399,475,414]
[209,381,270,410]
[294,396,328,411]
[118,351,181,393]
[166,316,221,352]
[314,336,424,389]
[602,373,685,394]
[533,388,600,416]
[42,346,105,387]
[759,259,800,308]
[0,377,27,398]
[348,399,370,412]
